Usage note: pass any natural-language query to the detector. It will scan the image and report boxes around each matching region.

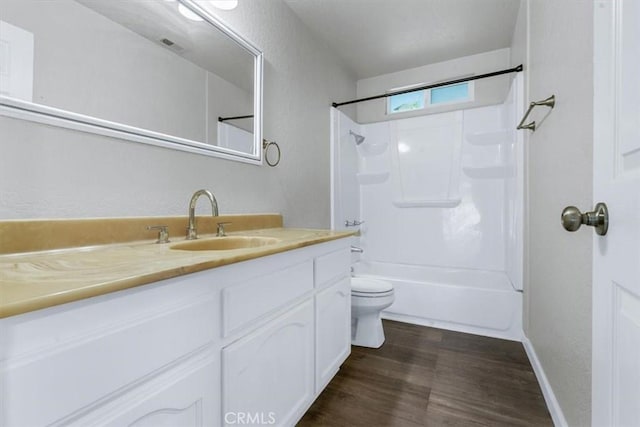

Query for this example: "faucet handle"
[216,222,232,237]
[147,225,170,244]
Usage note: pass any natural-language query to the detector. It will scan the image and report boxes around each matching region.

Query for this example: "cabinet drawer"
[222,260,313,337]
[314,247,350,289]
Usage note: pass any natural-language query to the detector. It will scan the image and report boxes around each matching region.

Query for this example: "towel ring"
[263,139,281,167]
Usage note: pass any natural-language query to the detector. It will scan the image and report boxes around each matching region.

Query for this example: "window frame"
[386,79,475,115]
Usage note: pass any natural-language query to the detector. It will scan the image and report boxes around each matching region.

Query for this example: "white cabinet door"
[315,277,351,392]
[71,356,219,427]
[222,300,314,427]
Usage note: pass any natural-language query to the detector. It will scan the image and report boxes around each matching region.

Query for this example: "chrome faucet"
[186,189,219,240]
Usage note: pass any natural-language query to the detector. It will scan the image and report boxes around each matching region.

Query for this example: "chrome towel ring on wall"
[517,95,556,132]
[263,139,281,167]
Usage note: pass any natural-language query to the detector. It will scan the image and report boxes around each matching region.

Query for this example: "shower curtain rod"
[218,115,254,122]
[332,64,523,108]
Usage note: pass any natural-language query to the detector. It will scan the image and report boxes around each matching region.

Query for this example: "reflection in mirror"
[0,0,263,163]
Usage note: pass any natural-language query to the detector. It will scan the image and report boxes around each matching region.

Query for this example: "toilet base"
[351,311,386,348]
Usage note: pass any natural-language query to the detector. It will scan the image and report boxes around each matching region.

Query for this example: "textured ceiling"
[283,0,521,79]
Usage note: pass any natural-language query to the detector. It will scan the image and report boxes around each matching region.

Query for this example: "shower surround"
[332,77,524,340]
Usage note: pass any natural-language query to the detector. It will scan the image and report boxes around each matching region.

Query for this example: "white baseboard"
[522,337,569,427]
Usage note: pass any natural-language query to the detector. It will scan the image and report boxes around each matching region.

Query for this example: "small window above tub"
[387,90,425,114]
[429,82,473,105]
[386,80,474,115]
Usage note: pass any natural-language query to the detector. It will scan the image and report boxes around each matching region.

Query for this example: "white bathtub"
[352,261,523,341]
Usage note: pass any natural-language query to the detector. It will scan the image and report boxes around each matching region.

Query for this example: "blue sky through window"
[430,82,469,104]
[388,90,425,113]
[387,81,471,114]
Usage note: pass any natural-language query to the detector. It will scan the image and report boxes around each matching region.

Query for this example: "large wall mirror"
[0,0,263,164]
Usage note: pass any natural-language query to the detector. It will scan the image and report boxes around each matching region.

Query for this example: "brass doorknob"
[561,203,609,236]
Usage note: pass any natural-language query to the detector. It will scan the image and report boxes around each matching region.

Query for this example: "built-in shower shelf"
[357,172,389,185]
[357,141,388,157]
[466,129,511,146]
[462,166,510,179]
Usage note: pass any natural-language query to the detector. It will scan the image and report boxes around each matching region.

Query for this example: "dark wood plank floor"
[299,320,552,427]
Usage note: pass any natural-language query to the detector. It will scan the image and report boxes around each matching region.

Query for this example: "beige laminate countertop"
[0,228,353,318]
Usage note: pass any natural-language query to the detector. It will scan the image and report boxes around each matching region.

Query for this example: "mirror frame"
[0,0,264,165]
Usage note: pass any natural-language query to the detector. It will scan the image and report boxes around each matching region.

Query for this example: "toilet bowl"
[351,277,395,348]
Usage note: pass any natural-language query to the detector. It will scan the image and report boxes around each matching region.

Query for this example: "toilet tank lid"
[351,277,393,293]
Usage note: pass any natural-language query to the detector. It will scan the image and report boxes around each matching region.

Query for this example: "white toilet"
[351,277,395,348]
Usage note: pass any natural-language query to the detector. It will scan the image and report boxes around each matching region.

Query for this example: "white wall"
[356,48,513,124]
[0,0,357,226]
[513,0,593,425]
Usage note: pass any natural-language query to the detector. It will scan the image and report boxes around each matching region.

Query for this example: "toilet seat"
[352,289,394,298]
[351,277,393,294]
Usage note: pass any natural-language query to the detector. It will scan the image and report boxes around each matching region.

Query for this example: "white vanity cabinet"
[0,271,221,427]
[219,242,351,427]
[0,238,351,427]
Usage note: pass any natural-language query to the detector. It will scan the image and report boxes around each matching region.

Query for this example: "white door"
[593,1,640,426]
